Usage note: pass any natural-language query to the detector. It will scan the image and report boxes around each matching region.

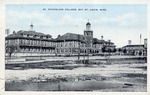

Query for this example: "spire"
[86,19,91,29]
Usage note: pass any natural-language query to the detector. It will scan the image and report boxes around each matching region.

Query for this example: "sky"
[5,4,147,47]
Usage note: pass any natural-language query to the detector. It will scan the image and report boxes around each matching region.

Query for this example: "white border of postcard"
[0,0,149,95]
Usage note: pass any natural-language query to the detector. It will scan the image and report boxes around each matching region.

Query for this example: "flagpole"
[140,34,142,45]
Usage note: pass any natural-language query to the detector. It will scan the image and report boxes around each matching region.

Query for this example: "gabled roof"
[93,38,114,44]
[55,33,86,43]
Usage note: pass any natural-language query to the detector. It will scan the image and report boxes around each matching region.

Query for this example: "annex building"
[122,39,147,56]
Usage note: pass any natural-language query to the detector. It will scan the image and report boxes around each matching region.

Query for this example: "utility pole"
[78,35,80,61]
[64,39,66,56]
[40,37,42,59]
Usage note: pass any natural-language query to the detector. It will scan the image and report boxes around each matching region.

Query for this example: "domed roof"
[86,22,91,25]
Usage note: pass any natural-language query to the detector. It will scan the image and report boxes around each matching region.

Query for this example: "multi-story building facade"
[55,33,86,56]
[5,24,56,57]
[5,22,116,57]
[55,22,116,56]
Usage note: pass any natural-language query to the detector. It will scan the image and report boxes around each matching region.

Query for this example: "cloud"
[94,13,140,27]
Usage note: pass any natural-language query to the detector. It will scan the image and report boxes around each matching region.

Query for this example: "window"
[65,43,67,47]
[40,36,43,39]
[21,33,23,36]
[33,35,36,38]
[60,43,62,47]
[69,42,72,47]
[27,34,29,37]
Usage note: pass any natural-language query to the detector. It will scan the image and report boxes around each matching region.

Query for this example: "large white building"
[5,22,116,57]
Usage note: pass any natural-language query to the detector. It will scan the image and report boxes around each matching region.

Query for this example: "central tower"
[84,21,93,37]
[84,21,93,48]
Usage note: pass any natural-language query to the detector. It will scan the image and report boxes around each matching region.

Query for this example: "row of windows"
[124,47,144,50]
[56,48,100,53]
[7,39,54,47]
[21,33,51,39]
[56,41,86,47]
[6,39,114,48]
[20,48,55,52]
[94,43,114,47]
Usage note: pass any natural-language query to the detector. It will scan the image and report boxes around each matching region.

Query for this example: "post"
[78,35,80,61]
[83,49,85,64]
[40,39,42,59]
[64,39,66,56]
[87,49,89,64]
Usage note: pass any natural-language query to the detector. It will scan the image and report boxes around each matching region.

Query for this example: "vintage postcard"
[0,0,149,95]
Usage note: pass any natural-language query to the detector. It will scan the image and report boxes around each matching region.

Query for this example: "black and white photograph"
[2,2,148,93]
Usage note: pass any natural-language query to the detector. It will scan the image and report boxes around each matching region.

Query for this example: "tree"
[102,46,106,52]
[113,48,117,52]
[108,48,111,53]
[118,48,122,52]
[123,49,127,54]
[118,48,122,55]
[6,45,17,59]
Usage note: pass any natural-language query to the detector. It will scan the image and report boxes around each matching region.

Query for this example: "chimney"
[108,39,111,45]
[5,29,10,36]
[13,31,16,34]
[144,38,147,48]
[128,40,131,45]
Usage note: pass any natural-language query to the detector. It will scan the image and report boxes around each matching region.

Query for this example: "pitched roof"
[17,30,46,36]
[5,30,53,41]
[55,33,86,43]
[93,38,114,44]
